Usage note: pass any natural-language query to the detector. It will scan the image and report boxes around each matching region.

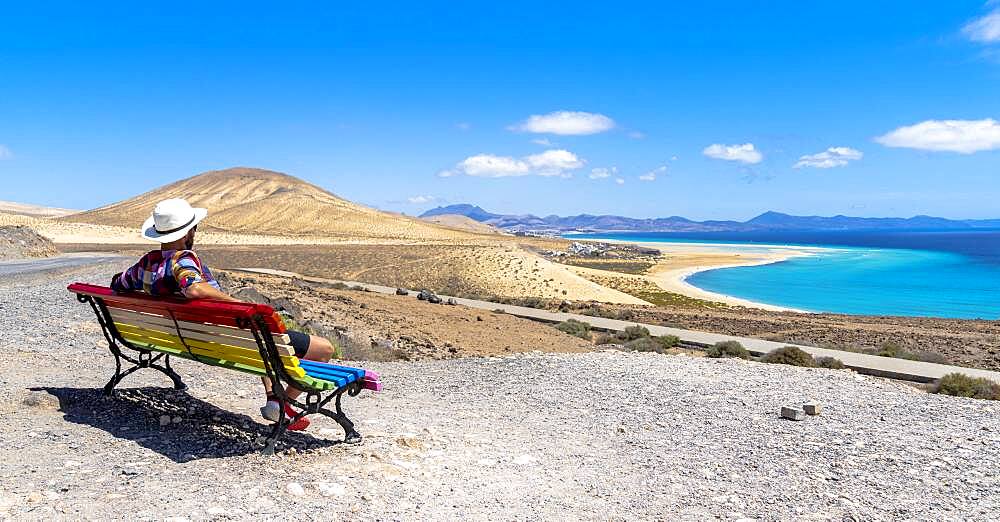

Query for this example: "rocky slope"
[1,262,998,520]
[0,225,59,261]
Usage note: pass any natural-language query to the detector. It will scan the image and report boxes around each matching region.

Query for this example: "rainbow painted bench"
[68,282,382,454]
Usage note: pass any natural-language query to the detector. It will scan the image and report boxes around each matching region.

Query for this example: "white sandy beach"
[605,239,829,312]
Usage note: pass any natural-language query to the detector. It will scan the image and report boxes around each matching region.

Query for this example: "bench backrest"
[68,282,308,381]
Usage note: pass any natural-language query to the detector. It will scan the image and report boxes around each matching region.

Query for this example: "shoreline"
[589,238,822,312]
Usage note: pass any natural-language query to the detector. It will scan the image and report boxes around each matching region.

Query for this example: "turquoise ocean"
[568,230,1000,320]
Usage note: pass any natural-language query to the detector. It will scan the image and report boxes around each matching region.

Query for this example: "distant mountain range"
[420,205,1000,233]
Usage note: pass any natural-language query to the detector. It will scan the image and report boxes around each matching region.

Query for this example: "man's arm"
[182,282,240,302]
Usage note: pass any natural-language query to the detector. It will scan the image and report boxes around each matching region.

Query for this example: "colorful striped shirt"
[110,249,221,297]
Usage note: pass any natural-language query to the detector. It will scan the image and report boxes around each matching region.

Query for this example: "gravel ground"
[2,262,999,521]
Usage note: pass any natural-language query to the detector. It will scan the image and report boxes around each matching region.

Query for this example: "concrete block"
[781,406,805,421]
[803,402,822,416]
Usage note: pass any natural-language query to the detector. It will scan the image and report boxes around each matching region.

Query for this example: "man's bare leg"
[261,335,336,430]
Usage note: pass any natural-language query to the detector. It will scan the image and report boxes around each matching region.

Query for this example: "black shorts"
[286,330,311,358]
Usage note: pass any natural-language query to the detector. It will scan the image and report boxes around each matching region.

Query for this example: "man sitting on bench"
[109,197,335,431]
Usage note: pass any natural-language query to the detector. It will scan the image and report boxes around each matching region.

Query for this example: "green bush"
[933,373,1000,401]
[624,337,662,353]
[619,325,651,342]
[593,332,617,345]
[760,346,816,367]
[815,356,846,369]
[624,335,680,354]
[616,309,636,321]
[657,335,680,349]
[706,341,751,360]
[911,350,950,365]
[863,341,950,365]
[554,319,592,340]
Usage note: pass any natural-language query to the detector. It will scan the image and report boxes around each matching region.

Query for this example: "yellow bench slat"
[116,323,306,379]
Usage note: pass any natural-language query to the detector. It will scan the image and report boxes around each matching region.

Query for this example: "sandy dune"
[0,200,78,218]
[421,214,505,235]
[66,167,487,241]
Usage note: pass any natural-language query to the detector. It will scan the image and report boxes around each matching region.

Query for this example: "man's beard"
[185,236,194,250]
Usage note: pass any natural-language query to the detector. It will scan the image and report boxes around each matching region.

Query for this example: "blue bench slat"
[328,364,367,379]
[300,365,358,387]
[299,360,366,380]
[303,369,351,388]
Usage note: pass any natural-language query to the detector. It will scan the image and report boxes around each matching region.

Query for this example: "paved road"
[234,267,1000,384]
[0,254,127,277]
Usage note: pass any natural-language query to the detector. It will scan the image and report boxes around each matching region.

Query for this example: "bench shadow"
[34,386,340,462]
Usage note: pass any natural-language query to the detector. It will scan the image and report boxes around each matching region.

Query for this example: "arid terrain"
[5,166,1000,372]
[2,258,999,520]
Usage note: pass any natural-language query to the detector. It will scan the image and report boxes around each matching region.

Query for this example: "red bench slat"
[68,282,286,333]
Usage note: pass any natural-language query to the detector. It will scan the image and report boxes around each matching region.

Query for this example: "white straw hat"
[141,198,208,243]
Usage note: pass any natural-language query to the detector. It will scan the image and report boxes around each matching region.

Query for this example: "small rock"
[446,298,457,305]
[26,491,44,503]
[396,436,424,450]
[22,391,59,410]
[615,425,627,435]
[286,482,305,497]
[395,288,409,296]
[803,402,822,416]
[317,482,347,497]
[513,454,537,465]
[159,415,171,427]
[781,406,806,421]
[206,506,227,516]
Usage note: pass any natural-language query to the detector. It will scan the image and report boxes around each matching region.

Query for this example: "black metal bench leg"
[261,401,297,456]
[150,356,187,391]
[103,352,124,396]
[320,393,362,444]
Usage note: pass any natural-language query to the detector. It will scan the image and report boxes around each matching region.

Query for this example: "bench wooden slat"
[101,297,288,334]
[109,308,293,354]
[123,336,337,391]
[115,323,306,379]
[123,333,342,392]
[109,307,291,344]
[68,282,286,333]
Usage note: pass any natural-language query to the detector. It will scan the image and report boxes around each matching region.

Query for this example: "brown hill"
[421,214,505,235]
[0,200,78,218]
[66,167,482,241]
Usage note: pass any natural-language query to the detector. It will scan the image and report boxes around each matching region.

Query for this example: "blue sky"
[2,1,1000,220]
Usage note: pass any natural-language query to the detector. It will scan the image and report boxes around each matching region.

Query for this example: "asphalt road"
[0,254,127,277]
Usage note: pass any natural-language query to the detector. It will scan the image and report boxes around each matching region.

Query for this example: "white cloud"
[615,178,625,185]
[639,165,666,181]
[589,166,616,179]
[454,154,530,177]
[525,149,585,177]
[793,147,863,169]
[963,8,1000,42]
[443,149,585,178]
[0,145,10,160]
[407,195,436,204]
[702,143,763,164]
[510,111,615,135]
[875,119,1000,154]
[531,138,553,146]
